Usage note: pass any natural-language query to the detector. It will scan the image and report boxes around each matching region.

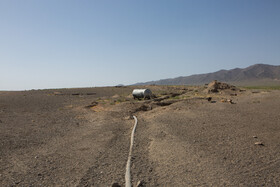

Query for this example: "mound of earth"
[206,80,237,93]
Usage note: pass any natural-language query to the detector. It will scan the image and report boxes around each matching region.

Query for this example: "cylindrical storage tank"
[132,89,152,99]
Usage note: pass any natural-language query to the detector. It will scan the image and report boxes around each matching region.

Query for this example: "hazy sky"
[1,0,280,90]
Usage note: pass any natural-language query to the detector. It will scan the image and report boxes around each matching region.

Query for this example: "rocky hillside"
[135,64,280,86]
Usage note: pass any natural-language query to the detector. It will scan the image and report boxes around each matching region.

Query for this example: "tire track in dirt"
[77,111,132,186]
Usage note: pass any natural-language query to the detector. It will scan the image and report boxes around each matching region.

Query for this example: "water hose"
[125,116,138,187]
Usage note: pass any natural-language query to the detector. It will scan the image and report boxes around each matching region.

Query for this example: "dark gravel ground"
[1,86,280,186]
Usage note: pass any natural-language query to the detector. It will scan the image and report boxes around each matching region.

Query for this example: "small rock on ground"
[111,182,121,187]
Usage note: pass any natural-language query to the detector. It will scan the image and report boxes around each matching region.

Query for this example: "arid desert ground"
[1,83,280,186]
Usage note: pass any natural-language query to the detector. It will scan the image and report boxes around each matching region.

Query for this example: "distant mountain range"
[134,64,280,86]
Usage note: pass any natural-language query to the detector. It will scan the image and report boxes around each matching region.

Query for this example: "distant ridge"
[134,64,280,86]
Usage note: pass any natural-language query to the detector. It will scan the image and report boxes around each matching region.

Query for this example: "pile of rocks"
[206,80,237,93]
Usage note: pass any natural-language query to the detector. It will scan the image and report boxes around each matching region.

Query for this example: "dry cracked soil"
[1,85,280,186]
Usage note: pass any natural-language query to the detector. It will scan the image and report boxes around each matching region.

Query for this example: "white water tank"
[132,89,152,99]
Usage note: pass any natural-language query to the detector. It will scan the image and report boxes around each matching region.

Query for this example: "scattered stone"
[221,99,227,103]
[227,99,234,104]
[206,97,212,101]
[253,136,258,138]
[124,115,133,120]
[136,180,145,187]
[221,99,234,104]
[255,142,264,146]
[15,181,21,184]
[111,183,121,187]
